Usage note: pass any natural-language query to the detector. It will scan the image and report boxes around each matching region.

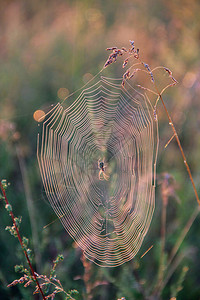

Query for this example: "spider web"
[37,75,158,267]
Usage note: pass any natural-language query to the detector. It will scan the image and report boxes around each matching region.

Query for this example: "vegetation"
[0,0,200,299]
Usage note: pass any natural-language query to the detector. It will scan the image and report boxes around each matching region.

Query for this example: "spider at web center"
[98,158,110,181]
[99,161,104,171]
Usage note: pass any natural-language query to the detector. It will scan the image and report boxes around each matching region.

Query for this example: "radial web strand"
[37,76,158,267]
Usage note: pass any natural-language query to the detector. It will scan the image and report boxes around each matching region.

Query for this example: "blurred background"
[0,0,200,299]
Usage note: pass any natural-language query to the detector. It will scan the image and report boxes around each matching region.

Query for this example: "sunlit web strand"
[37,76,157,267]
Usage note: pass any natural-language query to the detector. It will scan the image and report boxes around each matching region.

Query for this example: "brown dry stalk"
[105,40,200,208]
[157,92,200,207]
[0,181,46,300]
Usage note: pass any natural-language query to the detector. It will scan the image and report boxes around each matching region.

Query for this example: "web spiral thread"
[37,76,157,267]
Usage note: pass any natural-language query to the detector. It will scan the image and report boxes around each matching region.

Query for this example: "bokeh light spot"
[57,88,69,100]
[33,110,45,122]
[82,73,94,83]
[182,72,196,88]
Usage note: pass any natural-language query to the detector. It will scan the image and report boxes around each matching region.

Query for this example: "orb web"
[37,76,157,267]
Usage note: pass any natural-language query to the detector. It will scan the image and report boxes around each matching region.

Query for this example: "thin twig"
[16,144,41,272]
[158,93,200,207]
[0,181,46,300]
[127,41,200,207]
[138,46,200,208]
[164,133,176,149]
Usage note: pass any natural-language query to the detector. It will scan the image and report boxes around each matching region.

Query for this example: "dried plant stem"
[158,93,200,207]
[154,92,200,296]
[0,181,46,300]
[16,144,41,272]
[104,41,199,207]
[164,133,175,149]
[133,46,199,206]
